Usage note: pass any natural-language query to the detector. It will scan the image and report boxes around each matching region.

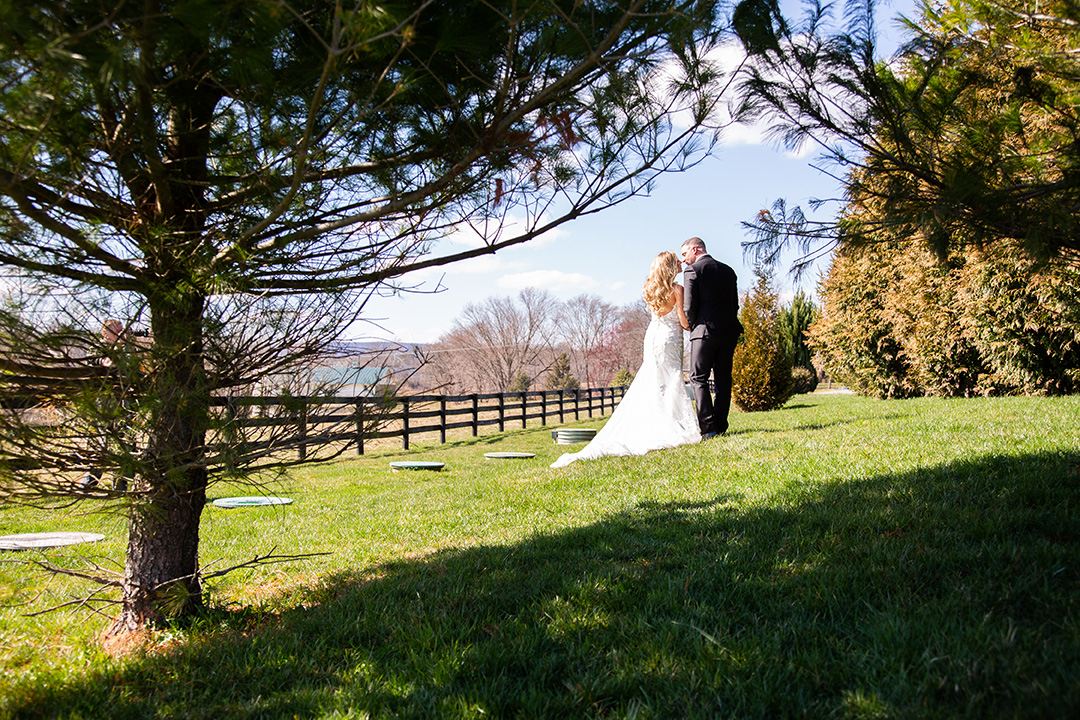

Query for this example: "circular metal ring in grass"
[0,532,106,551]
[389,461,445,472]
[555,428,597,444]
[212,496,294,508]
[484,452,536,459]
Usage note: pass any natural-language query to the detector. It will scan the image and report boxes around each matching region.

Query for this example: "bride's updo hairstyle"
[642,251,681,315]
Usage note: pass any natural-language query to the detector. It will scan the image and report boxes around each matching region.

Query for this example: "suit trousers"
[689,332,737,435]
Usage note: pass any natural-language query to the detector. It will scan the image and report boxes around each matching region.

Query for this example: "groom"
[681,237,742,438]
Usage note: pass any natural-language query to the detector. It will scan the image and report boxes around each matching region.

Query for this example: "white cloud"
[522,223,566,248]
[442,224,488,250]
[708,43,816,156]
[438,211,569,250]
[497,270,599,293]
[442,253,504,275]
[657,39,817,158]
[405,250,508,287]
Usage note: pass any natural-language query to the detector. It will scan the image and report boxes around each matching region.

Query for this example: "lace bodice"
[649,309,685,384]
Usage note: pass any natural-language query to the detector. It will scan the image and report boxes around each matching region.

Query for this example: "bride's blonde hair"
[642,251,681,314]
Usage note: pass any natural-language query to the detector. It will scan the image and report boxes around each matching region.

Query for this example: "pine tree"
[546,353,580,391]
[0,0,729,637]
[778,292,817,372]
[508,371,532,392]
[779,291,818,394]
[732,267,795,411]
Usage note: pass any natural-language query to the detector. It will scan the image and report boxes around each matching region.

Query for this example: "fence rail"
[211,386,628,458]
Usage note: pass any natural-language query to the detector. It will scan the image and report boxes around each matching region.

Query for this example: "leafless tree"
[429,288,560,392]
[589,301,652,384]
[559,294,622,388]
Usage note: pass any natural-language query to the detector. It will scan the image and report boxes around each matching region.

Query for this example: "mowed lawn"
[1,393,1078,719]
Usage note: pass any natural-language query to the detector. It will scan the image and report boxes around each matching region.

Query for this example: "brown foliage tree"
[739,0,1080,269]
[809,240,1080,397]
[588,302,651,384]
[560,294,621,388]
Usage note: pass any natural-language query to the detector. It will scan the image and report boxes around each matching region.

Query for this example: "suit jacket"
[683,254,741,340]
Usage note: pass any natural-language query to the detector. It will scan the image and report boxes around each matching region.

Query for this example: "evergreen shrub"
[545,353,580,391]
[732,267,795,411]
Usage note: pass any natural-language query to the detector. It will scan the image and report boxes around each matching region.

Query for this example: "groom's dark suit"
[684,253,741,436]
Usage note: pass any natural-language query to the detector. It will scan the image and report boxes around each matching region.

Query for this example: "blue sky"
[358,0,918,345]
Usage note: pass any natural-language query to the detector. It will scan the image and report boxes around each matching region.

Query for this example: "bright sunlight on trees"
[809,240,1080,397]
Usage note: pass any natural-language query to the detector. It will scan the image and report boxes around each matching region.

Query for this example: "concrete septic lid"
[0,532,106,550]
[484,452,536,459]
[389,461,445,471]
[212,496,294,508]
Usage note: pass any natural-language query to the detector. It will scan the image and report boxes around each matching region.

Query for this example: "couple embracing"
[551,237,741,468]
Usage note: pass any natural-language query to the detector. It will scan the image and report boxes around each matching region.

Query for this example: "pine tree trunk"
[107,482,207,635]
[106,294,209,637]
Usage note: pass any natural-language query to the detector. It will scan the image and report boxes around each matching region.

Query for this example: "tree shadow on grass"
[8,453,1080,719]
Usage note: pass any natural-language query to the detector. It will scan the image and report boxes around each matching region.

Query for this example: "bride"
[551,251,700,468]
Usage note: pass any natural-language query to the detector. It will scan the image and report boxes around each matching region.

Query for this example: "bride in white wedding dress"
[551,251,701,468]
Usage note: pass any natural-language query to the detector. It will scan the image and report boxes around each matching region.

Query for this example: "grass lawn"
[1,392,1078,719]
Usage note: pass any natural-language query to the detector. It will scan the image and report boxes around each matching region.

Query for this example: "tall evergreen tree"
[809,240,1079,398]
[778,291,817,372]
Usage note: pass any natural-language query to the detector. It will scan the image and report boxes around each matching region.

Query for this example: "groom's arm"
[683,267,697,327]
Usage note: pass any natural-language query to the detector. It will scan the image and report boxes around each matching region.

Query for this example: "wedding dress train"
[550,307,700,468]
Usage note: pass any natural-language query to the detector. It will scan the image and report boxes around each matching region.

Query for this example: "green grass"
[2,393,1078,718]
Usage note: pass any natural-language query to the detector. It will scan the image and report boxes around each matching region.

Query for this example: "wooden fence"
[213,386,629,459]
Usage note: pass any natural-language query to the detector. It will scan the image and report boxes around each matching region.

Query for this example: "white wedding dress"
[551,307,700,468]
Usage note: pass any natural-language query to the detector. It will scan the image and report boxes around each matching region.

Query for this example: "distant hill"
[331,340,427,356]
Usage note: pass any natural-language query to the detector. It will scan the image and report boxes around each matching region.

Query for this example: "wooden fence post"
[471,394,479,436]
[356,398,364,455]
[540,391,547,426]
[401,397,410,450]
[520,392,527,428]
[497,393,505,432]
[439,397,447,444]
